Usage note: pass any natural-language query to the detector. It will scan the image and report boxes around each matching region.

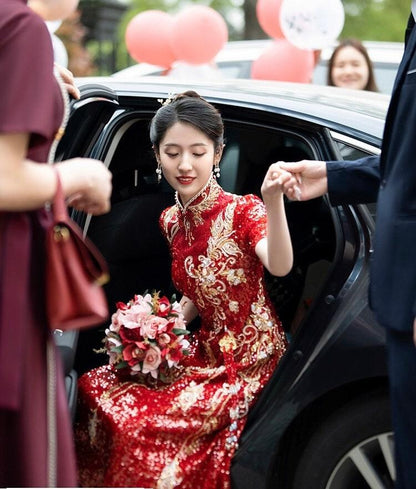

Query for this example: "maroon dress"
[75,178,287,488]
[0,1,76,486]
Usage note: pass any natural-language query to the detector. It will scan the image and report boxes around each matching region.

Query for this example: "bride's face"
[158,122,219,205]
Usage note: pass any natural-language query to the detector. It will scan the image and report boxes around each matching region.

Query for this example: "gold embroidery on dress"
[157,458,184,489]
[176,381,205,413]
[184,201,247,326]
[162,207,179,244]
[176,177,222,245]
[231,280,287,364]
[160,373,243,480]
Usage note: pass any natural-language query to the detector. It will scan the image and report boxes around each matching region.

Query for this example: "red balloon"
[256,0,285,39]
[251,40,315,83]
[170,6,228,65]
[125,11,176,68]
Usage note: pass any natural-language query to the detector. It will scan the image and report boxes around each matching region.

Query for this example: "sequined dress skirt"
[75,338,285,489]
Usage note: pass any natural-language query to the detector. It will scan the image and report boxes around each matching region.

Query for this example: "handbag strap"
[47,66,70,165]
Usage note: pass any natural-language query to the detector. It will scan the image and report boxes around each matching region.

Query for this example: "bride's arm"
[180,295,199,324]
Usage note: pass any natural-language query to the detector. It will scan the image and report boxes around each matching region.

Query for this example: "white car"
[112,39,403,94]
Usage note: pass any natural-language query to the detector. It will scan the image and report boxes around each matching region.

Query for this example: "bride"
[75,90,293,489]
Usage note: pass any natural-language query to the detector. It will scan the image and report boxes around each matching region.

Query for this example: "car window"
[335,141,370,161]
[220,123,313,196]
[332,134,379,217]
[217,61,253,79]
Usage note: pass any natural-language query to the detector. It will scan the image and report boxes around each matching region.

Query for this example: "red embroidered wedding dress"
[75,178,287,488]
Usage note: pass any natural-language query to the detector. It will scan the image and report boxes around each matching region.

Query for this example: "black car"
[55,77,394,489]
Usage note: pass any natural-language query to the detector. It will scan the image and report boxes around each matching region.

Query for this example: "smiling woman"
[74,90,293,488]
[327,38,379,91]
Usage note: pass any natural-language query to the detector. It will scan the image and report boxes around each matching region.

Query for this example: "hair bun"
[174,90,203,101]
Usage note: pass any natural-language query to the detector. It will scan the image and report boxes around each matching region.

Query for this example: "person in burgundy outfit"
[0,1,112,486]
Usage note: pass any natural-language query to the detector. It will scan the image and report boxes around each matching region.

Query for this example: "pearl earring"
[156,163,162,184]
[213,164,221,179]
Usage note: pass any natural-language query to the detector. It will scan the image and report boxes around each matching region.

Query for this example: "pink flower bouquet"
[103,292,190,384]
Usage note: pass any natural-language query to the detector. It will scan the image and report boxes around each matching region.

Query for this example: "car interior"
[67,116,336,374]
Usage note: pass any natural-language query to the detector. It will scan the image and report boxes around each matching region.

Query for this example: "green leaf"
[115,361,128,370]
[172,328,190,336]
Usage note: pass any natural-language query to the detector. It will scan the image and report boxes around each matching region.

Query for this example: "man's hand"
[278,160,328,201]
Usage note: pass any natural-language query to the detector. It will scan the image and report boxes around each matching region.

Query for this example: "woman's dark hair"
[150,90,224,151]
[327,38,379,92]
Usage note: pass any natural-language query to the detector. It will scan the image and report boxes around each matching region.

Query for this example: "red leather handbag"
[45,171,110,331]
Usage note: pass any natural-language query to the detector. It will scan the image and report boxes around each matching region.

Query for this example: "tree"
[341,0,409,42]
[72,0,410,73]
[243,0,267,39]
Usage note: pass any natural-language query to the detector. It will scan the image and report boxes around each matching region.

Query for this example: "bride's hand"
[261,162,293,203]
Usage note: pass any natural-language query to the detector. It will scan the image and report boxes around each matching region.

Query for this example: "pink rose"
[122,310,150,330]
[141,316,168,339]
[110,309,125,333]
[132,294,153,312]
[142,345,162,378]
[174,315,187,330]
[129,298,152,316]
[157,332,172,347]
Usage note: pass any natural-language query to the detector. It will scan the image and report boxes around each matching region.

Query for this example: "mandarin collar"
[175,176,221,215]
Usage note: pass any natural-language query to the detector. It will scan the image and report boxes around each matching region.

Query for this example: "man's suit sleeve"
[326,155,380,205]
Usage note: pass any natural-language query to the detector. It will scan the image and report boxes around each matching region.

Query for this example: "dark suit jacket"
[326,14,416,332]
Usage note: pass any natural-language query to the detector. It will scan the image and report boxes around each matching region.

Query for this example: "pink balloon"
[251,40,315,82]
[170,6,228,65]
[125,11,176,68]
[256,0,285,40]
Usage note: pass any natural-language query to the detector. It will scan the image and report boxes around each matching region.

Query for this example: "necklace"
[47,65,70,164]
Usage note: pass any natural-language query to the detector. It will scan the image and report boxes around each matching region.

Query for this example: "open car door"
[52,83,118,420]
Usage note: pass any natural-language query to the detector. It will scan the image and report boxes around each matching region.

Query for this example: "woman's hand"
[256,162,293,277]
[56,158,112,215]
[261,162,293,203]
[55,63,81,100]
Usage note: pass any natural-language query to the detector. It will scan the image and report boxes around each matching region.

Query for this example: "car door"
[54,83,119,162]
[52,83,119,420]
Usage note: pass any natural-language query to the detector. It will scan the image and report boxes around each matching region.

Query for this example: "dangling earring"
[156,162,162,184]
[213,164,221,179]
